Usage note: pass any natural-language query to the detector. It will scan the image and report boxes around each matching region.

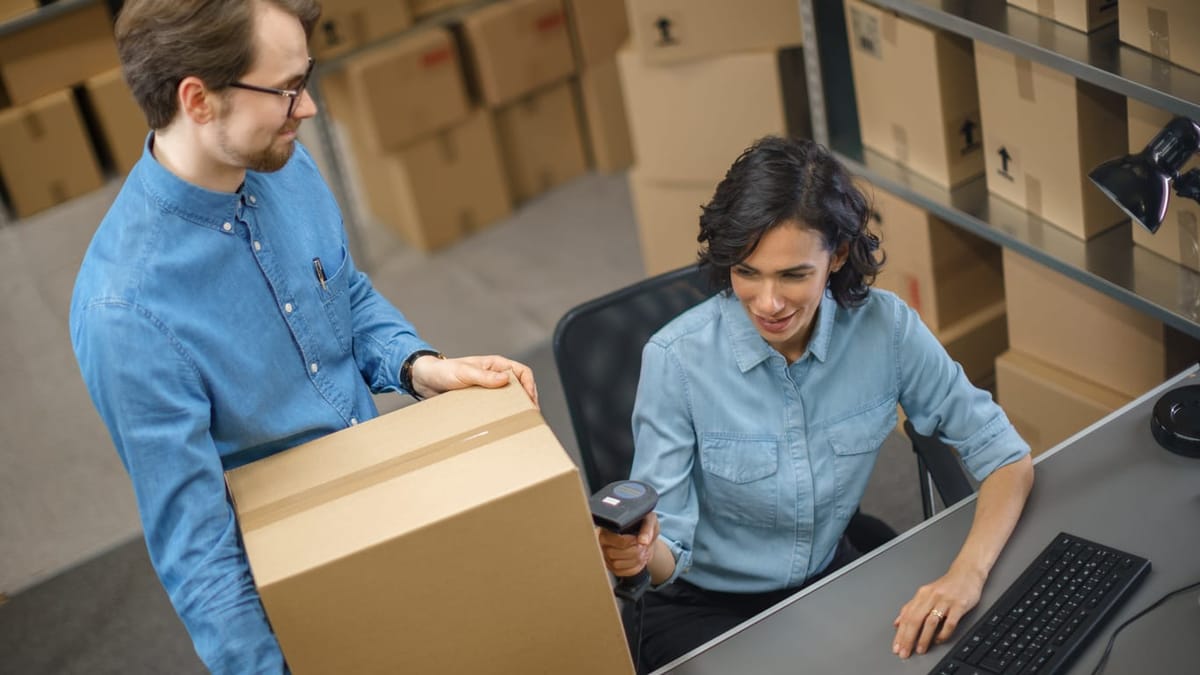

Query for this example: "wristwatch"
[400,349,444,400]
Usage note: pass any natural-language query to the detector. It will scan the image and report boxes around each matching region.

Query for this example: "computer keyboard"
[929,532,1150,675]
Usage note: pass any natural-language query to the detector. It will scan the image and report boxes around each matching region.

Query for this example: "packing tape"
[1147,8,1170,61]
[1025,174,1043,217]
[235,408,546,531]
[1179,210,1199,270]
[880,11,897,46]
[1036,0,1055,19]
[22,112,44,140]
[891,123,909,162]
[1016,58,1035,102]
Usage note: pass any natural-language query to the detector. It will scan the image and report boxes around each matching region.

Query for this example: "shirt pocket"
[316,245,352,354]
[697,432,781,529]
[826,398,896,520]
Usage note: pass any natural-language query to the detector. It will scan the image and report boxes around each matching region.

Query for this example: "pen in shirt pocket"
[312,257,327,291]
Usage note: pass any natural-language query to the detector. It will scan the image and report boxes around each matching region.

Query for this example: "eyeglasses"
[228,57,315,118]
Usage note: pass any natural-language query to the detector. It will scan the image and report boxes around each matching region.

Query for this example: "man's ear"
[178,75,218,124]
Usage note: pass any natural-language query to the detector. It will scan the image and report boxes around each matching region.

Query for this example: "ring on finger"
[929,608,946,621]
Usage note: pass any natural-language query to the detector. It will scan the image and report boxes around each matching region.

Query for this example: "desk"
[662,367,1200,674]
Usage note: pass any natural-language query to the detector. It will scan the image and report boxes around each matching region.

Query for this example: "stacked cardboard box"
[1120,0,1200,75]
[998,249,1200,454]
[621,0,808,275]
[226,379,634,674]
[309,0,414,59]
[1127,99,1200,271]
[84,68,149,176]
[1006,0,1118,33]
[869,184,1007,388]
[845,0,984,189]
[565,0,632,173]
[0,2,119,216]
[974,40,1128,240]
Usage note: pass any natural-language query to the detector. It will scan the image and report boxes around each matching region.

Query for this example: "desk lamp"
[1090,116,1200,458]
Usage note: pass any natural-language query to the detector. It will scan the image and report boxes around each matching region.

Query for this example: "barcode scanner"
[589,480,659,602]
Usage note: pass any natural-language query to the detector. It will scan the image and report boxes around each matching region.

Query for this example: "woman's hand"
[410,354,538,406]
[891,563,985,659]
[597,512,661,577]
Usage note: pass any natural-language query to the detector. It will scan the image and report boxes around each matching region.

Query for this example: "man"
[70,1,537,672]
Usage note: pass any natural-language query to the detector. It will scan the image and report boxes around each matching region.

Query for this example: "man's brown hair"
[115,0,321,129]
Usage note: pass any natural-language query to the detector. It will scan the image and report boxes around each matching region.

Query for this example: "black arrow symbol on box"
[998,146,1013,179]
[961,119,977,148]
[322,20,341,46]
[655,17,676,45]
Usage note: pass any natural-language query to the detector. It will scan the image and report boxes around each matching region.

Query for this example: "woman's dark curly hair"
[697,136,882,308]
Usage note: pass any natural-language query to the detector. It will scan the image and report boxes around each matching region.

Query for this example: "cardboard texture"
[1119,0,1200,75]
[494,81,588,203]
[625,0,802,66]
[0,2,119,105]
[461,0,576,107]
[0,0,35,23]
[309,0,413,59]
[408,0,471,19]
[1006,0,1118,33]
[565,0,629,67]
[996,349,1129,456]
[329,27,471,151]
[869,184,1004,332]
[1128,99,1200,272]
[0,89,103,218]
[845,0,984,188]
[1003,248,1175,398]
[975,40,1129,240]
[618,45,808,186]
[84,68,148,176]
[628,167,712,275]
[576,59,633,173]
[226,381,633,675]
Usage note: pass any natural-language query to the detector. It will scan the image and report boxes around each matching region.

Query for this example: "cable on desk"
[1090,578,1200,674]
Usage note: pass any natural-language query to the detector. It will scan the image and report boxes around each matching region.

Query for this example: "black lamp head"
[1088,116,1200,234]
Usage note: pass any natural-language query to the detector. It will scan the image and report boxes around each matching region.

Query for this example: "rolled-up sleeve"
[630,339,701,586]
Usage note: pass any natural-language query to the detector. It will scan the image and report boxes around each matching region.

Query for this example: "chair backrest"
[553,266,713,494]
[902,419,977,519]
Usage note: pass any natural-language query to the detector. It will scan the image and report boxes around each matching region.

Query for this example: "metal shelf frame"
[798,0,1200,339]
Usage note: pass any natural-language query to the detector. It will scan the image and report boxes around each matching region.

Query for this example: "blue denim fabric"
[631,289,1029,594]
[70,136,434,673]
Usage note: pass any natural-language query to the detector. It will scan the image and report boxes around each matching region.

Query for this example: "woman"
[599,136,1034,671]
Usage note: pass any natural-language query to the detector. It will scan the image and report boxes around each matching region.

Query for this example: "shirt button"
[310,362,318,374]
[284,303,294,313]
[248,195,257,204]
[350,418,359,426]
[253,241,262,251]
[222,222,232,232]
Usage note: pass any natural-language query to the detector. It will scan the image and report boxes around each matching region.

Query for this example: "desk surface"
[663,368,1200,674]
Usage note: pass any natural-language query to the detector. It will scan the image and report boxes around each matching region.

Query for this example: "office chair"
[902,419,976,519]
[553,265,897,553]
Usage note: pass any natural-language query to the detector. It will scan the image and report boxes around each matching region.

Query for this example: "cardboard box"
[975,40,1129,240]
[84,68,148,176]
[869,184,1004,332]
[1002,248,1194,398]
[494,82,588,203]
[628,168,712,275]
[996,349,1130,455]
[1128,99,1200,271]
[309,0,413,59]
[460,0,576,107]
[408,0,470,19]
[1006,0,1118,33]
[1120,0,1200,75]
[618,46,808,185]
[845,0,983,188]
[0,0,35,23]
[225,380,633,675]
[0,2,119,105]
[0,89,104,218]
[565,0,628,67]
[325,27,471,152]
[576,59,633,173]
[625,0,802,66]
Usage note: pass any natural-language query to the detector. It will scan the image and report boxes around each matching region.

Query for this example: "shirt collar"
[719,290,839,372]
[132,132,247,233]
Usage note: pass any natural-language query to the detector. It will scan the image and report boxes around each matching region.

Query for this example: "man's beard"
[217,120,298,173]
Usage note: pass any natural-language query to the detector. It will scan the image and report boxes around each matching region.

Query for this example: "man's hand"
[597,512,660,577]
[409,354,538,406]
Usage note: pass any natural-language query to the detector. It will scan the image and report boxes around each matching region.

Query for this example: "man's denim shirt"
[70,137,433,673]
[631,289,1029,593]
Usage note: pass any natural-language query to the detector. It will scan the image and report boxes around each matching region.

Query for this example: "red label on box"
[420,46,454,68]
[535,11,565,32]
